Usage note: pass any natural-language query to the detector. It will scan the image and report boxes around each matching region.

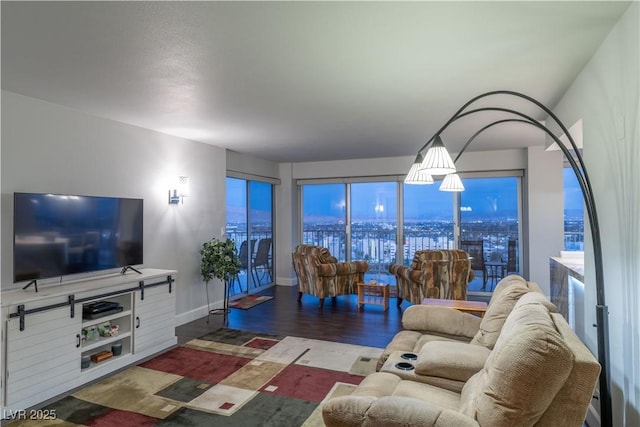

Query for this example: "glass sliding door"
[226,177,274,296]
[301,184,347,260]
[350,182,397,283]
[458,176,520,293]
[403,183,455,265]
[298,174,522,297]
[226,177,248,295]
[249,181,273,288]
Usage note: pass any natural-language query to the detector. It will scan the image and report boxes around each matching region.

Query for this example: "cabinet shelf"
[81,309,132,327]
[81,332,131,352]
[81,353,132,374]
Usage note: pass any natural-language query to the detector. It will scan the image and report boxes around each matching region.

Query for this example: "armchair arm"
[402,305,482,340]
[389,264,424,284]
[322,395,479,427]
[317,260,369,277]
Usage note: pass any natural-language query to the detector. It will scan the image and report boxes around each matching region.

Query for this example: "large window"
[299,173,522,295]
[563,167,584,250]
[459,176,520,293]
[351,182,397,281]
[403,183,455,264]
[226,177,274,296]
[301,184,347,260]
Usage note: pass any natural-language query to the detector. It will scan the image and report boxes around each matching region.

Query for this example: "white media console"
[0,268,177,415]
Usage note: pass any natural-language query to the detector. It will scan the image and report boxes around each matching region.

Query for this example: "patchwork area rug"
[7,328,382,427]
[228,295,274,310]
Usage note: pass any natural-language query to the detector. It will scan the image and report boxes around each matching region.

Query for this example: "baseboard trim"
[276,277,297,287]
[175,300,222,326]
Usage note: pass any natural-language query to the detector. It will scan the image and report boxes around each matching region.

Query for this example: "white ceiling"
[1,1,630,163]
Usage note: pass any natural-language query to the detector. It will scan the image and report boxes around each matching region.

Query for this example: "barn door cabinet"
[1,269,177,415]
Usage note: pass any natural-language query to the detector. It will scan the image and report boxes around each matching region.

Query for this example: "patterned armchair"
[389,249,474,305]
[292,244,369,308]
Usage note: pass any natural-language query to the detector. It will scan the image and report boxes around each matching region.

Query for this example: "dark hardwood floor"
[177,285,407,348]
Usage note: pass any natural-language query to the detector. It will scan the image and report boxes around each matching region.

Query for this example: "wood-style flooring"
[176,285,407,348]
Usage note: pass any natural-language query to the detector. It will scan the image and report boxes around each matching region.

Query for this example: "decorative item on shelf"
[110,324,119,336]
[111,342,123,356]
[90,350,113,363]
[81,355,91,369]
[200,237,241,326]
[83,326,98,342]
[97,322,111,337]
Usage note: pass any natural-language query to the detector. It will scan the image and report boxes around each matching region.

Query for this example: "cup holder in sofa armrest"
[401,353,418,361]
[395,362,415,371]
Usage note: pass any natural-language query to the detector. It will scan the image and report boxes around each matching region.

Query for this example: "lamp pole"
[417,90,611,427]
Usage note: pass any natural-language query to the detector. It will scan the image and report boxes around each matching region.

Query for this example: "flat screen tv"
[13,192,143,283]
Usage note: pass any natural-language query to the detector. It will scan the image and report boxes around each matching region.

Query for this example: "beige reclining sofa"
[377,275,544,379]
[322,291,601,427]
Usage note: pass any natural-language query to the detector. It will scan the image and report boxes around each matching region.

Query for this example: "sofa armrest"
[322,395,479,427]
[415,341,490,382]
[402,305,482,339]
[317,261,369,277]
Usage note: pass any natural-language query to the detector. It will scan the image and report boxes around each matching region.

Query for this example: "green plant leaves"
[199,238,241,283]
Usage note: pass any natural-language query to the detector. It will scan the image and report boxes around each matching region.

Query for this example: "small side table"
[357,282,389,311]
[421,298,487,317]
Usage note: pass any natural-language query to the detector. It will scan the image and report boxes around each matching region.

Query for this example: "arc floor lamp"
[406,90,611,427]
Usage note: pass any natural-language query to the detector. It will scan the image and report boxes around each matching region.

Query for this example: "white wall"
[1,91,227,325]
[226,149,279,179]
[275,163,298,286]
[551,3,639,425]
[526,146,564,295]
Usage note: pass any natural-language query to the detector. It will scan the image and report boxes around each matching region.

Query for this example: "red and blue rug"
[7,328,382,426]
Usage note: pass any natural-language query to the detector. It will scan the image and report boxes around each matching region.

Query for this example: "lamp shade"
[405,154,434,184]
[419,135,456,175]
[439,173,465,192]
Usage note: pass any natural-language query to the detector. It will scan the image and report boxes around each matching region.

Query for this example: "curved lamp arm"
[416,90,611,427]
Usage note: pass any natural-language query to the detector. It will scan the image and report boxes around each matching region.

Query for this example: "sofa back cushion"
[470,275,550,349]
[459,292,574,426]
[535,313,601,426]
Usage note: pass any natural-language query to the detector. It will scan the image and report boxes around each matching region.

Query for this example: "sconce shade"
[420,135,456,175]
[169,176,190,204]
[405,154,434,184]
[177,176,190,197]
[439,173,465,192]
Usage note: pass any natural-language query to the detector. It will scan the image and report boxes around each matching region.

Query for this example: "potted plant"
[200,237,241,323]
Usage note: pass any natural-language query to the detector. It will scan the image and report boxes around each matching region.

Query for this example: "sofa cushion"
[415,341,490,382]
[403,305,481,339]
[393,380,461,411]
[469,275,542,349]
[459,297,574,426]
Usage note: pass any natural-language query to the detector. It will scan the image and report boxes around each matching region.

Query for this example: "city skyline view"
[226,172,584,293]
[227,169,584,223]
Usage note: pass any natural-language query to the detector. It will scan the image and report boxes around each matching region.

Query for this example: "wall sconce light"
[169,176,189,204]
